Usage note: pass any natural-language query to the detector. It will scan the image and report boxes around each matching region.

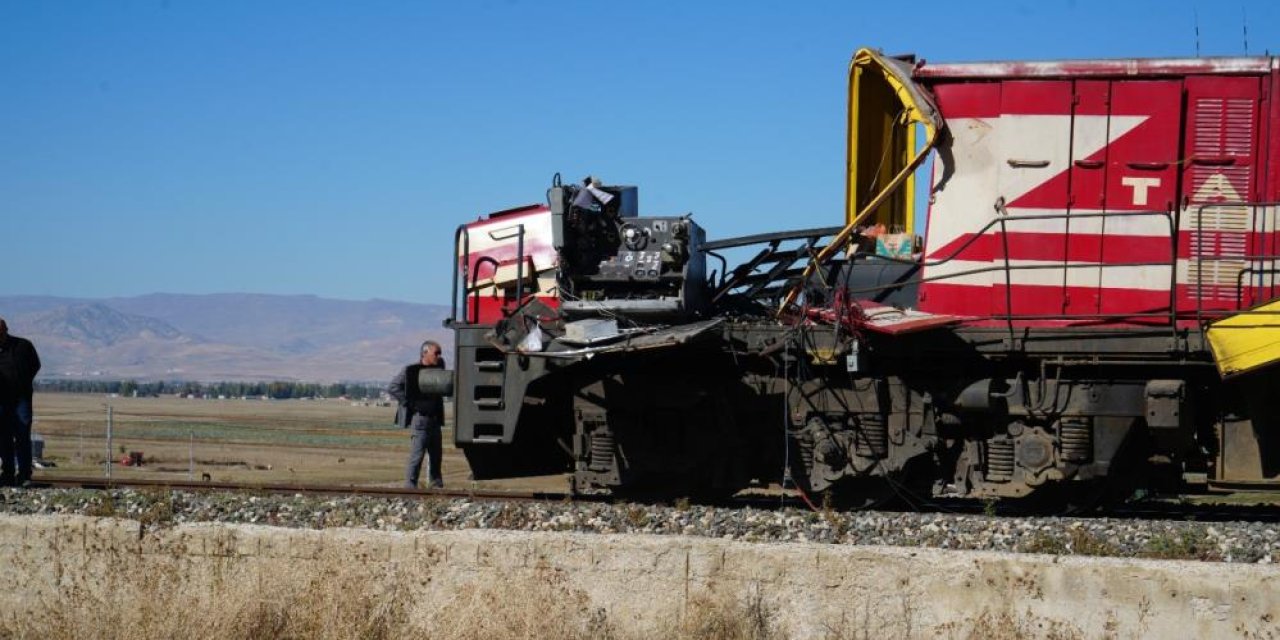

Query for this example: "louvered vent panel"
[1193,98,1225,155]
[1223,99,1256,157]
[1190,204,1249,302]
[1187,94,1258,303]
[1192,97,1256,159]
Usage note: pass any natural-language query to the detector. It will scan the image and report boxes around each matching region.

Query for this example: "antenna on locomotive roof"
[1242,6,1249,55]
[1193,9,1201,57]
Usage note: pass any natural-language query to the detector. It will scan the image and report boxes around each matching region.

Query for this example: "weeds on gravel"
[1141,529,1221,561]
[982,499,998,517]
[817,494,851,538]
[624,505,650,529]
[1022,527,1117,557]
[137,488,177,528]
[819,508,849,540]
[488,503,522,529]
[1067,528,1118,556]
[1022,532,1067,555]
[47,489,93,512]
[86,492,118,518]
[318,504,361,528]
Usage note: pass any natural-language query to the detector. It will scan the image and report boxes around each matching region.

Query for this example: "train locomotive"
[442,49,1280,508]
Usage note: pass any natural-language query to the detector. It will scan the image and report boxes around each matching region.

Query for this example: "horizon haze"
[0,292,452,383]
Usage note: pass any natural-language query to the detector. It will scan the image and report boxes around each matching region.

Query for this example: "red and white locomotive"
[443,49,1280,506]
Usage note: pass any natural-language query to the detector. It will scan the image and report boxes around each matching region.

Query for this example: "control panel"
[565,216,708,320]
[594,218,697,281]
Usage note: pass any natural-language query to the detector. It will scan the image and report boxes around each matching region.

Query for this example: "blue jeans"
[0,398,33,483]
[406,424,442,488]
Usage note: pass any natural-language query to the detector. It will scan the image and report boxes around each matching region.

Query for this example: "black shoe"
[428,479,444,489]
[14,478,30,489]
[0,477,14,488]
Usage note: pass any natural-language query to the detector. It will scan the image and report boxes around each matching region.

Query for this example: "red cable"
[795,483,821,512]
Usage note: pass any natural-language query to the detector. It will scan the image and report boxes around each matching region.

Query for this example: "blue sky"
[5,0,1280,305]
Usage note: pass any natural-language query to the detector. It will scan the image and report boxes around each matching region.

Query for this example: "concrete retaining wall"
[0,515,1275,638]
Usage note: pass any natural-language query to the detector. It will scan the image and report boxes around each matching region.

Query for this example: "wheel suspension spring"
[588,430,615,472]
[854,413,889,458]
[1059,417,1092,463]
[798,437,814,468]
[986,438,1014,483]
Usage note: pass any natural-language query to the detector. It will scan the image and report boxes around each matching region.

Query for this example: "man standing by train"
[388,340,446,489]
[0,318,40,488]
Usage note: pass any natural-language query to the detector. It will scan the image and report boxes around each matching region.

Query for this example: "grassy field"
[33,393,1280,507]
[31,392,568,492]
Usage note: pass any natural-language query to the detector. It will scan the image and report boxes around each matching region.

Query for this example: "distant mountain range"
[0,294,453,383]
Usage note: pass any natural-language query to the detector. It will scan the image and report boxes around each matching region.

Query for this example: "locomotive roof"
[914,55,1276,79]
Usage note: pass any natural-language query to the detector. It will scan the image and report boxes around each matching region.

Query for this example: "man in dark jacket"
[387,340,445,489]
[0,318,40,487]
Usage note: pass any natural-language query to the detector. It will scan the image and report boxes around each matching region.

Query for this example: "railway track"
[26,475,1280,523]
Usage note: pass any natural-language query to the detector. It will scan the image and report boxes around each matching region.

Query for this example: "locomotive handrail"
[996,204,1016,340]
[449,224,471,326]
[825,202,1280,330]
[706,210,1196,328]
[712,241,831,304]
[701,226,844,251]
[452,223,528,325]
[703,226,842,305]
[833,211,1172,280]
[704,250,729,289]
[1192,201,1280,326]
[469,256,500,324]
[515,223,526,314]
[783,209,1184,332]
[821,210,1173,271]
[1236,266,1280,309]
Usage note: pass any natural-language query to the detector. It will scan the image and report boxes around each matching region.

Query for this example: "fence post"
[105,405,113,483]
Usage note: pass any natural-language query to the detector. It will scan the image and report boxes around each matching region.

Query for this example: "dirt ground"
[29,393,569,492]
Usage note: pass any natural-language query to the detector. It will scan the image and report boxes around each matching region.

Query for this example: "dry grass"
[0,553,1102,640]
[14,524,1088,640]
[0,516,1187,640]
[0,530,787,640]
[5,547,417,639]
[932,609,1085,640]
[679,586,780,640]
